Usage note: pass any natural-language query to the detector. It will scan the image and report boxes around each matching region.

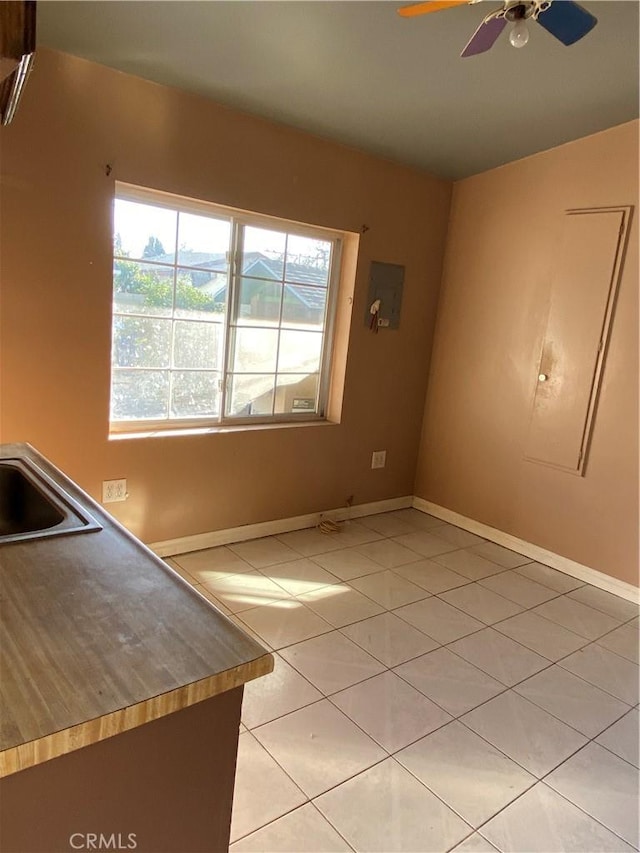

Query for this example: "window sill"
[108,418,339,441]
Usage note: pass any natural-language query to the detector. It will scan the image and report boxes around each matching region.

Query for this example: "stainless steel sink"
[0,457,102,544]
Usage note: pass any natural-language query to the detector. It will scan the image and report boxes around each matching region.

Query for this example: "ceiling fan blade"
[461,14,506,57]
[536,1,597,46]
[398,1,470,18]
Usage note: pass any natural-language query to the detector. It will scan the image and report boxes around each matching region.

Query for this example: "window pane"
[274,374,319,415]
[278,330,323,374]
[232,327,279,373]
[237,279,282,325]
[111,370,169,420]
[285,235,331,287]
[227,374,275,417]
[173,321,222,369]
[241,226,286,279]
[113,261,173,317]
[175,268,226,321]
[171,371,220,418]
[282,285,327,330]
[113,199,177,263]
[111,189,338,429]
[177,212,230,271]
[112,316,171,368]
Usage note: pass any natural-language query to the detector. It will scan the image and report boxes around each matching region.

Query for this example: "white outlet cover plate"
[102,479,127,503]
[371,450,386,469]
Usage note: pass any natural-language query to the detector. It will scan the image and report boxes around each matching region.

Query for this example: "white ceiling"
[37,1,639,179]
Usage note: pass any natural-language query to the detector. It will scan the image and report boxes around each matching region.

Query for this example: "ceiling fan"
[398,0,598,57]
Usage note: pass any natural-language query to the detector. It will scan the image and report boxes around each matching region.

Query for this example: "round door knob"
[538,373,548,382]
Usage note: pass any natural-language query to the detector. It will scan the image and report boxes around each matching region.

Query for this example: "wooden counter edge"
[0,652,273,778]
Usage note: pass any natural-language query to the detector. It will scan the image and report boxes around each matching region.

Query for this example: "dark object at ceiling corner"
[0,0,36,126]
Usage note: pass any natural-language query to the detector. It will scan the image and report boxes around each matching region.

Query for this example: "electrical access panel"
[365,261,405,330]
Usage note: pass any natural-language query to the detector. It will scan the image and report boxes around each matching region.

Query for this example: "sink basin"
[0,457,101,544]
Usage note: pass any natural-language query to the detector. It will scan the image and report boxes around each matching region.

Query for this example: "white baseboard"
[413,497,640,605]
[149,493,638,604]
[149,495,413,557]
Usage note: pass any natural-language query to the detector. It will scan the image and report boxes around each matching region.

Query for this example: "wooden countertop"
[0,444,273,777]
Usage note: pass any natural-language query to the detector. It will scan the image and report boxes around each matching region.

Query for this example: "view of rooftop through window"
[110,188,340,430]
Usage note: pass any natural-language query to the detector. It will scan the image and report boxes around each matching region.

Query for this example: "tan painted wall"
[0,49,452,543]
[415,121,639,586]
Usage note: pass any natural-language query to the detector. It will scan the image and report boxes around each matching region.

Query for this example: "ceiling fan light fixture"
[508,17,530,47]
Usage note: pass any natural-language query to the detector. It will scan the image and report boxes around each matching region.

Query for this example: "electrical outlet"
[102,478,128,503]
[371,450,386,469]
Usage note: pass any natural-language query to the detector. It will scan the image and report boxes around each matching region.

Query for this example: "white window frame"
[109,183,343,434]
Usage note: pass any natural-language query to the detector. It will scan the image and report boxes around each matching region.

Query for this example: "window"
[110,185,342,432]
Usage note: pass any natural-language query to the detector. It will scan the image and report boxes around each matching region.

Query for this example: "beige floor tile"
[260,558,340,595]
[397,721,535,828]
[493,611,588,661]
[546,743,639,847]
[253,700,386,798]
[333,520,386,547]
[331,671,452,753]
[201,570,291,612]
[238,599,332,649]
[229,536,301,568]
[276,527,346,557]
[230,732,306,843]
[568,586,639,622]
[534,596,622,640]
[433,549,506,580]
[440,583,523,624]
[354,538,424,568]
[358,511,419,537]
[395,597,483,644]
[394,559,471,593]
[171,545,255,582]
[461,691,587,777]
[468,541,531,569]
[389,508,447,531]
[241,652,323,729]
[394,647,505,716]
[514,665,630,737]
[481,783,635,852]
[342,611,439,667]
[596,708,639,768]
[349,569,430,609]
[230,803,352,852]
[312,548,386,581]
[449,628,548,686]
[597,621,640,664]
[392,531,459,559]
[164,557,198,583]
[479,571,559,608]
[280,630,385,695]
[229,612,274,648]
[559,644,640,705]
[515,562,584,593]
[452,833,499,852]
[192,584,233,615]
[315,758,470,853]
[432,523,485,548]
[298,584,384,628]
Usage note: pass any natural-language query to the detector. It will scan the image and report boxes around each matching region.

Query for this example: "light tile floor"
[168,509,640,853]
